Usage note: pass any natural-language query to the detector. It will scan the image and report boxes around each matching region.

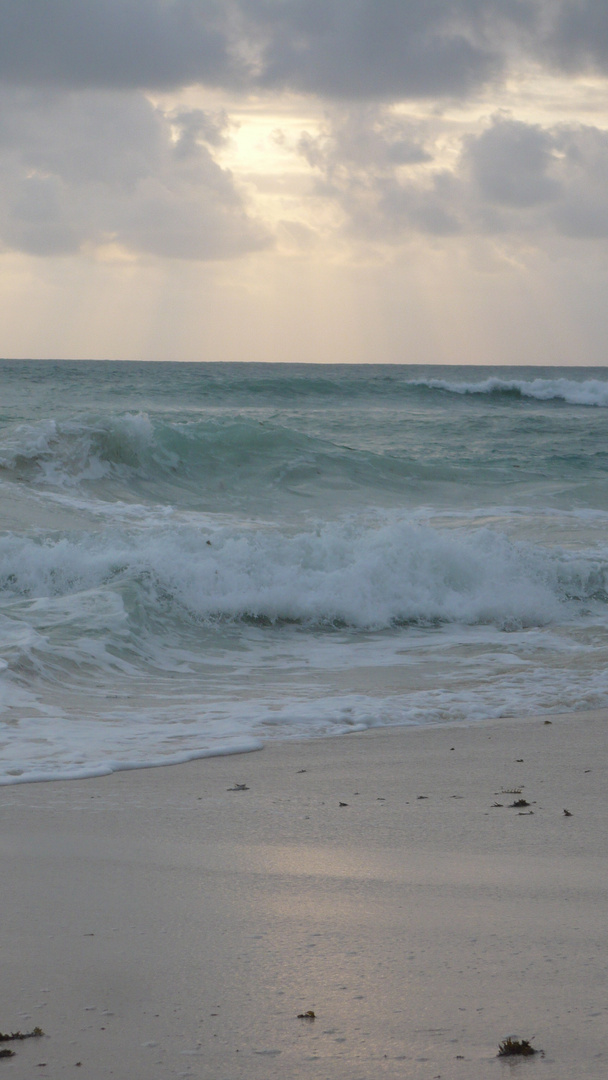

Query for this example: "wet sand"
[1,709,607,1078]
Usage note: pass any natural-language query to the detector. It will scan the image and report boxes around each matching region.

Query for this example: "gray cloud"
[0,90,270,259]
[2,3,608,268]
[296,106,461,240]
[297,110,608,244]
[298,106,432,172]
[545,2,608,74]
[3,2,608,102]
[465,121,608,239]
[550,126,608,238]
[465,117,561,208]
[0,1,242,90]
[0,1,539,99]
[245,0,515,99]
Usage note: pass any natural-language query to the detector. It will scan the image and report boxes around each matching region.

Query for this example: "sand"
[1,709,607,1079]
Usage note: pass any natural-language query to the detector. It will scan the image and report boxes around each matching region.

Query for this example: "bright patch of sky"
[2,1,608,363]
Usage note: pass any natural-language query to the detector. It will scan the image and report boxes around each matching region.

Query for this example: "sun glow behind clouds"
[153,70,608,262]
[3,5,608,362]
[152,87,330,249]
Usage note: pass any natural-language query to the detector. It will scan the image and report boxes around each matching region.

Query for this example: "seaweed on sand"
[497,1037,539,1057]
[0,1027,44,1061]
[0,1027,44,1042]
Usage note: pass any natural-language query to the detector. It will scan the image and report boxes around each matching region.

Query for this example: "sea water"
[1,359,608,783]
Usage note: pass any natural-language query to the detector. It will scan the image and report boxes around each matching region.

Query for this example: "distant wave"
[414,376,608,406]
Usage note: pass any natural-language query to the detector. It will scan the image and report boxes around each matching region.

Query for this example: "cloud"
[296,110,608,245]
[549,126,608,238]
[298,106,432,172]
[465,120,608,239]
[0,0,243,91]
[0,1,539,100]
[0,89,270,259]
[464,117,561,208]
[2,3,608,272]
[296,105,450,239]
[5,1,608,104]
[245,0,520,100]
[545,2,608,74]
[5,2,608,104]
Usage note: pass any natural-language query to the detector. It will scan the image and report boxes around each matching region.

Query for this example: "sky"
[2,1,608,364]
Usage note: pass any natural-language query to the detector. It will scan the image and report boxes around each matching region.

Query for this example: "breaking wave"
[416,376,608,407]
[1,518,606,632]
[0,411,460,509]
[3,361,608,785]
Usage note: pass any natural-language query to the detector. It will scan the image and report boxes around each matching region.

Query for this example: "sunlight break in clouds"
[2,1,608,363]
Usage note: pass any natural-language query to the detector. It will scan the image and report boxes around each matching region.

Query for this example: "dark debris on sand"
[498,1037,541,1057]
[0,1028,44,1042]
[0,1028,44,1061]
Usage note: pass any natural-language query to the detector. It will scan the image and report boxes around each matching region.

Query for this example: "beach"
[1,709,606,1079]
[4,1,608,1069]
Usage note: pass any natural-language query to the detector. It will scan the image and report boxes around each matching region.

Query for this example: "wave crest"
[416,376,608,406]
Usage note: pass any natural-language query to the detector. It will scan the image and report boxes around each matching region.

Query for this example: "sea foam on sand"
[0,709,606,1079]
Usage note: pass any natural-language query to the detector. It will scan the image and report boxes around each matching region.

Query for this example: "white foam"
[1,510,608,784]
[2,363,608,785]
[417,376,608,407]
[0,412,164,488]
[0,739,265,785]
[3,642,608,785]
[1,517,597,631]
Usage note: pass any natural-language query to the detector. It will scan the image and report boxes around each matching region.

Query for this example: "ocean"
[1,359,608,784]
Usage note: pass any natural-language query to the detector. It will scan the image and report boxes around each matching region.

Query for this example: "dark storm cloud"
[0,0,536,99]
[0,90,270,259]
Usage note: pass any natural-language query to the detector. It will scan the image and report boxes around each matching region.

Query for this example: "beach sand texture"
[1,710,606,1079]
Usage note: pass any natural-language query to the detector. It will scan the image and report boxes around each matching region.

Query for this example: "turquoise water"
[1,360,608,783]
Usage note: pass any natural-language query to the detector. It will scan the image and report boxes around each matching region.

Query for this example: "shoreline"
[1,704,601,788]
[1,708,606,1078]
